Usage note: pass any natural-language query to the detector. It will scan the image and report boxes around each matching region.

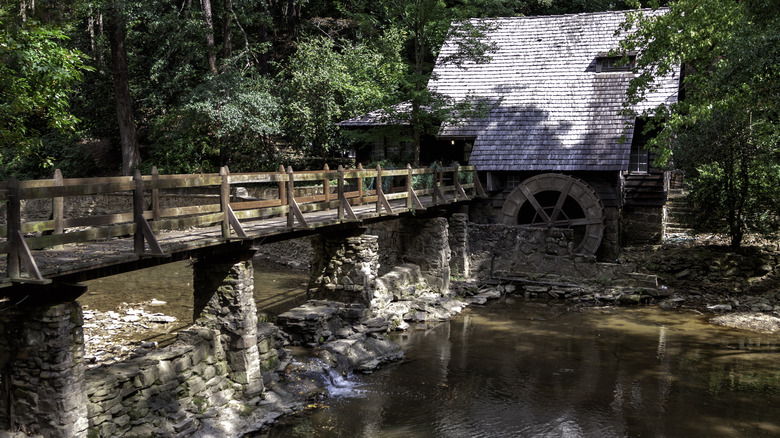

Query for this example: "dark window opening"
[596,55,635,72]
[629,118,651,173]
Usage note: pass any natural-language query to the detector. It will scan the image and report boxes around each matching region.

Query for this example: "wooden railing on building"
[0,165,485,283]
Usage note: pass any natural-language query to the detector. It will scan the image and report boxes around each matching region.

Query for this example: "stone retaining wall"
[0,302,88,437]
[85,323,282,437]
[622,206,664,246]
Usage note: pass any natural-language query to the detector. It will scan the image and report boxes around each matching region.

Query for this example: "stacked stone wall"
[448,213,469,279]
[0,302,88,437]
[193,254,263,397]
[366,221,404,277]
[622,206,664,245]
[401,217,451,291]
[84,324,282,437]
[308,235,379,304]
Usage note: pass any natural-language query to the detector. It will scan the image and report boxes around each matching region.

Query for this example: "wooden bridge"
[0,164,484,300]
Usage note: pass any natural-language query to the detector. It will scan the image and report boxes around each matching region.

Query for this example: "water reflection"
[264,300,780,438]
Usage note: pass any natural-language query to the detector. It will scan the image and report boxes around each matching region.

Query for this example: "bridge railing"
[0,164,485,282]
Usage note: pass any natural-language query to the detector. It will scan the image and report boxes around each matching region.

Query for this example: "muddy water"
[80,259,309,329]
[263,300,780,438]
[81,265,780,437]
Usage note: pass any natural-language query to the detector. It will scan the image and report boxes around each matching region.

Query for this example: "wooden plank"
[227,173,282,184]
[231,199,282,210]
[220,167,230,238]
[19,181,136,199]
[149,212,223,232]
[19,175,131,188]
[226,205,247,238]
[15,230,44,280]
[385,192,409,201]
[22,223,136,250]
[233,206,288,221]
[151,167,161,221]
[53,169,64,237]
[7,176,21,278]
[288,171,338,182]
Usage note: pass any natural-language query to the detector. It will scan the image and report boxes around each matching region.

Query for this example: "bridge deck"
[0,165,484,289]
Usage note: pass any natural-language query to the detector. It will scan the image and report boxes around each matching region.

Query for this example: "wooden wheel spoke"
[518,184,552,225]
[550,180,573,223]
[552,217,603,227]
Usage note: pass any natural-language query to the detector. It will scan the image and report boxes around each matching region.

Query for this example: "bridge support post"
[0,301,88,437]
[308,232,379,305]
[448,213,470,279]
[401,217,451,291]
[192,251,263,398]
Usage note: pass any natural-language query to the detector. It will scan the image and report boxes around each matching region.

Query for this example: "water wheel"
[499,173,604,255]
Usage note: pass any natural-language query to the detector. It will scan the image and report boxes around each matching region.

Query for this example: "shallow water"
[263,299,780,438]
[80,265,780,437]
[80,259,309,341]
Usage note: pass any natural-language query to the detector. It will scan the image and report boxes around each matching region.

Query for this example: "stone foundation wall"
[308,235,379,304]
[448,213,469,278]
[622,206,664,245]
[366,220,404,277]
[597,207,621,261]
[401,218,451,291]
[193,253,264,397]
[0,302,88,437]
[468,224,574,277]
[85,324,282,437]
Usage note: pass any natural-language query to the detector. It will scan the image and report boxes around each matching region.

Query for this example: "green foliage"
[280,31,405,156]
[147,72,282,174]
[0,13,93,179]
[619,0,780,248]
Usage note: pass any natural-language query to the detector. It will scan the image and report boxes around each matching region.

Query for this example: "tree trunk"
[222,0,232,59]
[201,0,218,74]
[258,1,269,74]
[108,2,140,176]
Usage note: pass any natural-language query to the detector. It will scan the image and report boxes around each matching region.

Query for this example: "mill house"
[342,9,681,260]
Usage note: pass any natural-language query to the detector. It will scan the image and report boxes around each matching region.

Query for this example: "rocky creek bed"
[72,233,780,436]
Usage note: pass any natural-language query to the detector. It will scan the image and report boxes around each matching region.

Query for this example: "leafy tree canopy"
[619,0,780,247]
[0,9,92,179]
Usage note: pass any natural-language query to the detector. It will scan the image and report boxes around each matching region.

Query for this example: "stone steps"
[665,188,695,237]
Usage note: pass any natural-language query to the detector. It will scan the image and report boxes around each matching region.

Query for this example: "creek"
[263,300,780,438]
[80,261,780,437]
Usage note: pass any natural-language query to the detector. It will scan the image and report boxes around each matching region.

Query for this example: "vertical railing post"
[406,164,413,209]
[7,176,21,278]
[133,170,145,254]
[453,165,460,202]
[287,166,295,228]
[337,165,345,221]
[151,166,161,222]
[278,164,287,218]
[375,164,383,214]
[52,169,64,249]
[322,163,330,211]
[220,166,230,238]
[357,163,364,205]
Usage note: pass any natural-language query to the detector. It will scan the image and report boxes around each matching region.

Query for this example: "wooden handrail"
[1,164,483,281]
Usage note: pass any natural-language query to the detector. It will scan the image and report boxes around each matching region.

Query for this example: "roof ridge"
[470,7,667,22]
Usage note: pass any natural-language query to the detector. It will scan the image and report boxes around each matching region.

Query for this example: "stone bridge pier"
[308,214,465,307]
[192,250,264,398]
[0,299,89,437]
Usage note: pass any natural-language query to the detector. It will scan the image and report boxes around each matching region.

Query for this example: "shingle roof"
[431,9,679,172]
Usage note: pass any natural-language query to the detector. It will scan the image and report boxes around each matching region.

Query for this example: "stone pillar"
[598,206,621,261]
[308,233,379,305]
[448,213,469,279]
[193,251,263,397]
[0,301,88,437]
[402,217,451,291]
